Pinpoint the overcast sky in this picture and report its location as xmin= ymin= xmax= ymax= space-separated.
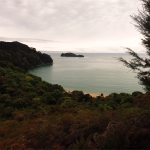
xmin=0 ymin=0 xmax=145 ymax=53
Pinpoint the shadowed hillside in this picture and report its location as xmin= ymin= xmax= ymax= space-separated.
xmin=0 ymin=41 xmax=53 ymax=72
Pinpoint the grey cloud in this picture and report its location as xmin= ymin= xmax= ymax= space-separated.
xmin=0 ymin=37 xmax=60 ymax=43
xmin=0 ymin=0 xmax=141 ymax=32
xmin=0 ymin=0 xmax=144 ymax=52
xmin=74 ymin=48 xmax=85 ymax=52
xmin=42 ymin=47 xmax=56 ymax=49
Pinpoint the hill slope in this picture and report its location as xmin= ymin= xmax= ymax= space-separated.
xmin=0 ymin=41 xmax=53 ymax=72
xmin=1 ymin=41 xmax=150 ymax=149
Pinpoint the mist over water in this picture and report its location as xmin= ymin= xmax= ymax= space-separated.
xmin=29 ymin=53 xmax=146 ymax=95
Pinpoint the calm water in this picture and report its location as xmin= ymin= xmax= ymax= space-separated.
xmin=29 ymin=53 xmax=146 ymax=95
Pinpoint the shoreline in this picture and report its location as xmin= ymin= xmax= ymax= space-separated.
xmin=66 ymin=90 xmax=107 ymax=98
xmin=27 ymin=63 xmax=53 ymax=73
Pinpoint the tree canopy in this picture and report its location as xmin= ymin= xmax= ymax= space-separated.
xmin=0 ymin=41 xmax=53 ymax=72
xmin=118 ymin=0 xmax=150 ymax=92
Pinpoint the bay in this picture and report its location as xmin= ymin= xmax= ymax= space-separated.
xmin=29 ymin=53 xmax=146 ymax=96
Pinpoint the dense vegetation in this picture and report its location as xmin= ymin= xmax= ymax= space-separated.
xmin=0 ymin=41 xmax=53 ymax=72
xmin=1 ymin=0 xmax=150 ymax=147
xmin=0 ymin=42 xmax=150 ymax=149
xmin=61 ymin=53 xmax=84 ymax=57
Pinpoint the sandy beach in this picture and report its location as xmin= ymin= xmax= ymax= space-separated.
xmin=66 ymin=90 xmax=106 ymax=97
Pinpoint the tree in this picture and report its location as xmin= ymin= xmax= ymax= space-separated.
xmin=118 ymin=0 xmax=150 ymax=92
xmin=33 ymin=97 xmax=41 ymax=109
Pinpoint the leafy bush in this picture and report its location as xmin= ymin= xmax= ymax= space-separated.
xmin=132 ymin=91 xmax=143 ymax=97
xmin=37 ymin=106 xmax=43 ymax=110
xmin=61 ymin=97 xmax=74 ymax=108
xmin=52 ymin=89 xmax=63 ymax=100
xmin=109 ymin=100 xmax=118 ymax=109
xmin=104 ymin=104 xmax=113 ymax=110
xmin=97 ymin=104 xmax=104 ymax=111
xmin=121 ymin=96 xmax=133 ymax=104
xmin=3 ymin=107 xmax=13 ymax=118
xmin=120 ymin=102 xmax=132 ymax=108
xmin=42 ymin=92 xmax=56 ymax=105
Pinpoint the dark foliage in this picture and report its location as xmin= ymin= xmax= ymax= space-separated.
xmin=61 ymin=52 xmax=84 ymax=57
xmin=118 ymin=0 xmax=150 ymax=92
xmin=0 ymin=41 xmax=150 ymax=149
xmin=0 ymin=41 xmax=53 ymax=71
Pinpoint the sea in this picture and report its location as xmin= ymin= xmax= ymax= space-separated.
xmin=28 ymin=53 xmax=146 ymax=96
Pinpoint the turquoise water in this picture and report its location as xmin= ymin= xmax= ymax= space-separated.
xmin=29 ymin=53 xmax=146 ymax=95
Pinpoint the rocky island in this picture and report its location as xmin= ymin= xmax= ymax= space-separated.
xmin=61 ymin=52 xmax=84 ymax=57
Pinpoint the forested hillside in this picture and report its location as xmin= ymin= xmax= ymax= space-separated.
xmin=0 ymin=41 xmax=53 ymax=72
xmin=0 ymin=41 xmax=150 ymax=149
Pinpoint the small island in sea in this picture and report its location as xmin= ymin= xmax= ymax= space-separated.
xmin=61 ymin=52 xmax=84 ymax=57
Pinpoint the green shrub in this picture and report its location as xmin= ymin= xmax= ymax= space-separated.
xmin=3 ymin=107 xmax=13 ymax=118
xmin=104 ymin=104 xmax=113 ymax=110
xmin=98 ymin=104 xmax=104 ymax=111
xmin=109 ymin=93 xmax=122 ymax=103
xmin=114 ymin=96 xmax=121 ymax=103
xmin=42 ymin=92 xmax=56 ymax=105
xmin=137 ymin=94 xmax=142 ymax=98
xmin=33 ymin=97 xmax=41 ymax=109
xmin=121 ymin=96 xmax=133 ymax=104
xmin=61 ymin=98 xmax=74 ymax=108
xmin=109 ymin=100 xmax=117 ymax=109
xmin=0 ymin=67 xmax=6 ymax=75
xmin=52 ymin=89 xmax=63 ymax=100
xmin=132 ymin=91 xmax=143 ymax=97
xmin=1 ymin=94 xmax=11 ymax=103
xmin=37 ymin=106 xmax=43 ymax=110
xmin=56 ymin=97 xmax=65 ymax=105
xmin=0 ymin=103 xmax=5 ymax=115
xmin=13 ymin=98 xmax=27 ymax=109
xmin=121 ymin=102 xmax=132 ymax=108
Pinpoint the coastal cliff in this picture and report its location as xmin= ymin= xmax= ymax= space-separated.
xmin=61 ymin=52 xmax=84 ymax=57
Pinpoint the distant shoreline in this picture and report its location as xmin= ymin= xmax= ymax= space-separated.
xmin=66 ymin=90 xmax=107 ymax=97
xmin=40 ymin=51 xmax=147 ymax=55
